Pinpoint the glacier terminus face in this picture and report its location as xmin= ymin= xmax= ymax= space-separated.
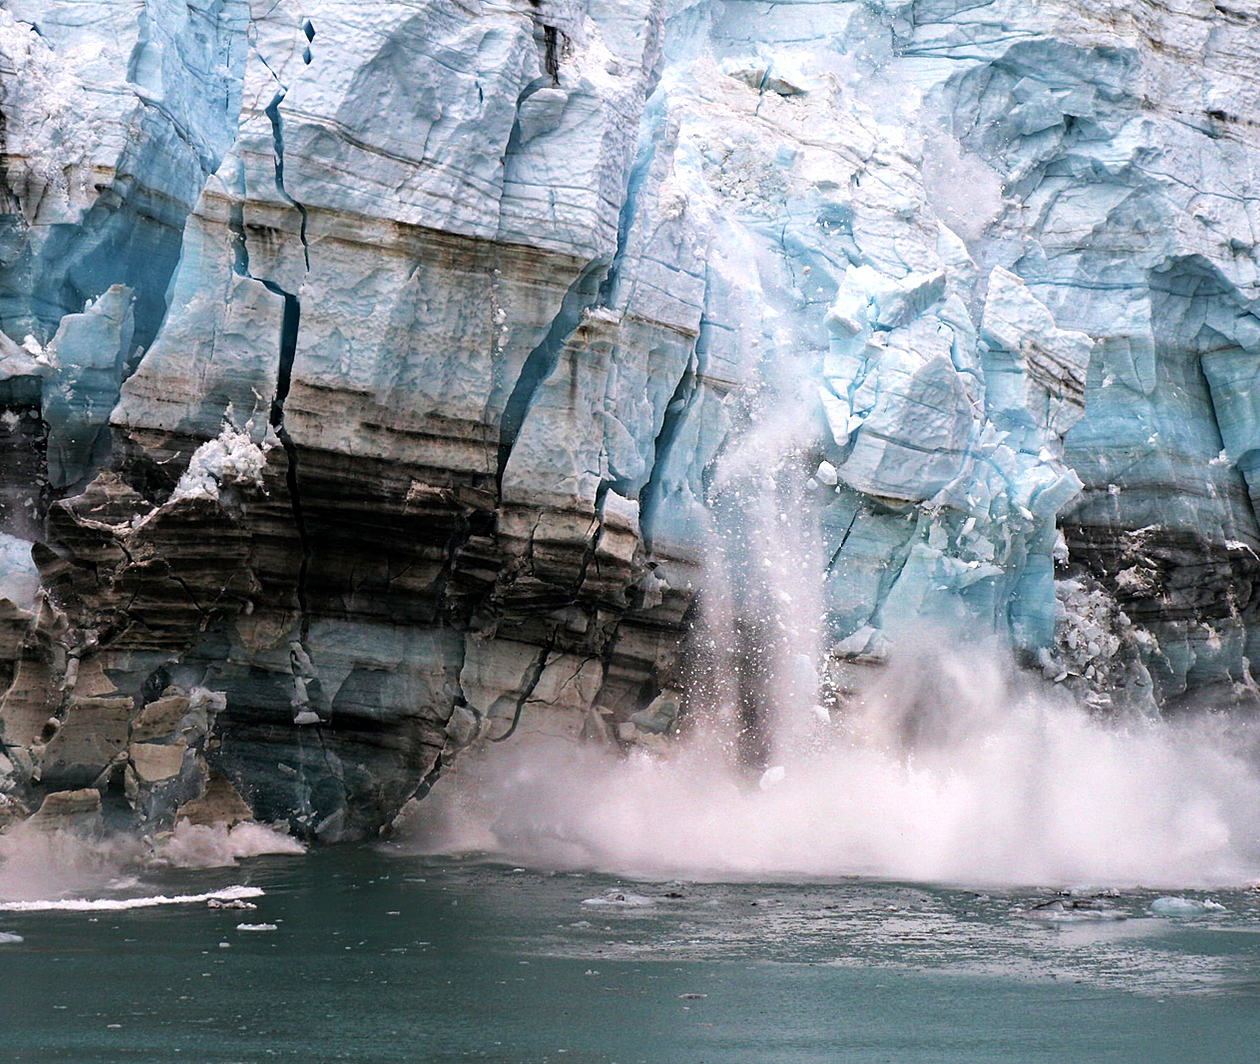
xmin=2 ymin=0 xmax=1260 ymax=840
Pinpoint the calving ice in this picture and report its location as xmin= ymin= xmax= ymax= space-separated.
xmin=5 ymin=2 xmax=1260 ymax=1061
xmin=1 ymin=0 xmax=1260 ymax=891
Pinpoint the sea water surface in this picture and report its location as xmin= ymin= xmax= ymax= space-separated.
xmin=8 ymin=654 xmax=1260 ymax=1062
xmin=3 ymin=845 xmax=1260 ymax=1063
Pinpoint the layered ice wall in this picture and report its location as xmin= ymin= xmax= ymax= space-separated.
xmin=1 ymin=0 xmax=1259 ymax=838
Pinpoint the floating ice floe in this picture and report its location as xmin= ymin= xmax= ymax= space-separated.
xmin=1014 ymin=898 xmax=1127 ymax=924
xmin=0 ymin=931 xmax=23 ymax=944
xmin=1149 ymin=896 xmax=1226 ymax=917
xmin=207 ymin=897 xmax=257 ymax=910
xmin=235 ymin=922 xmax=278 ymax=932
xmin=581 ymin=889 xmax=654 ymax=908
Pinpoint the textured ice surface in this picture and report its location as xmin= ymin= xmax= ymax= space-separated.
xmin=170 ymin=422 xmax=272 ymax=504
xmin=1149 ymin=895 xmax=1227 ymax=917
xmin=3 ymin=0 xmax=1260 ymax=835
xmin=0 ymin=533 xmax=37 ymax=608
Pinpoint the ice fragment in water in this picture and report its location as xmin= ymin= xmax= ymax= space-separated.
xmin=1015 ymin=898 xmax=1127 ymax=923
xmin=1149 ymin=896 xmax=1225 ymax=916
xmin=581 ymin=889 xmax=654 ymax=908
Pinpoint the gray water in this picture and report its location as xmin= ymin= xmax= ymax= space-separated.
xmin=4 ymin=847 xmax=1260 ymax=1063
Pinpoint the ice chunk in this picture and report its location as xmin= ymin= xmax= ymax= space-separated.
xmin=1149 ymin=896 xmax=1225 ymax=917
xmin=581 ymin=889 xmax=654 ymax=908
xmin=1015 ymin=899 xmax=1127 ymax=924
xmin=758 ymin=765 xmax=786 ymax=790
xmin=818 ymin=386 xmax=853 ymax=448
xmin=171 ymin=421 xmax=271 ymax=503
xmin=630 ymin=690 xmax=680 ymax=734
xmin=0 ymin=532 xmax=39 ymax=607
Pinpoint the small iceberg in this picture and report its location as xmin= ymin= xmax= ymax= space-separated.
xmin=581 ymin=889 xmax=654 ymax=908
xmin=0 ymin=931 xmax=23 ymax=944
xmin=235 ymin=922 xmax=278 ymax=932
xmin=1149 ymin=896 xmax=1225 ymax=917
xmin=1015 ymin=898 xmax=1127 ymax=924
xmin=207 ymin=897 xmax=257 ymax=910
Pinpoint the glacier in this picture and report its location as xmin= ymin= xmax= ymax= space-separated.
xmin=2 ymin=0 xmax=1260 ymax=839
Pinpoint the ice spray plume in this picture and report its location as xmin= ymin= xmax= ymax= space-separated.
xmin=399 ymin=637 xmax=1260 ymax=888
xmin=0 ymin=820 xmax=304 ymax=904
xmin=400 ymin=365 xmax=1260 ymax=888
xmin=697 ymin=345 xmax=829 ymax=772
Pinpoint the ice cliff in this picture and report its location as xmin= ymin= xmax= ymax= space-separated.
xmin=2 ymin=0 xmax=1260 ymax=839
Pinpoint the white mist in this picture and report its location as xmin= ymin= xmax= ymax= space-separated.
xmin=401 ymin=650 xmax=1260 ymax=889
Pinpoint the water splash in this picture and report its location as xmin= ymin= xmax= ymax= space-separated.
xmin=0 ymin=822 xmax=147 ymax=903
xmin=404 ymin=349 xmax=1260 ymax=888
xmin=0 ymin=819 xmax=302 ymax=904
xmin=0 ymin=884 xmax=265 ymax=913
xmin=401 ymin=642 xmax=1260 ymax=889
